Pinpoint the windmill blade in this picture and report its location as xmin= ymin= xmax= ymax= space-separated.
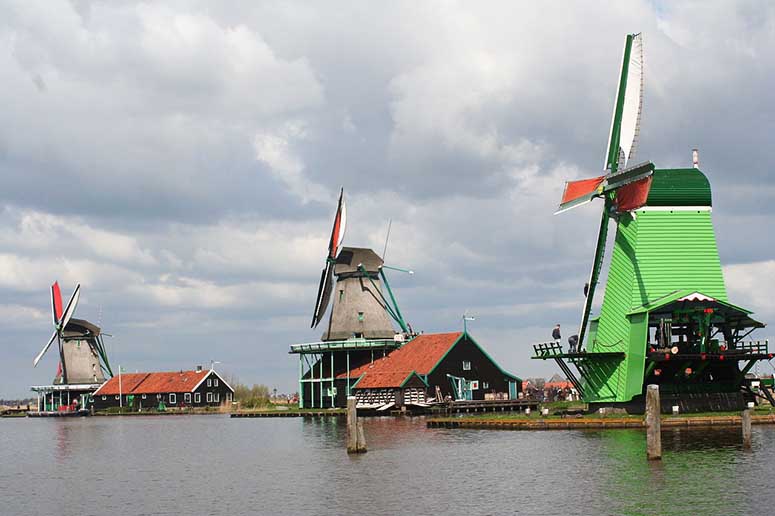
xmin=50 ymin=281 xmax=63 ymax=326
xmin=33 ymin=331 xmax=58 ymax=367
xmin=555 ymin=176 xmax=606 ymax=214
xmin=328 ymin=188 xmax=346 ymax=258
xmin=59 ymin=283 xmax=81 ymax=333
xmin=604 ymin=33 xmax=643 ymax=172
xmin=311 ymin=261 xmax=334 ymax=328
xmin=619 ymin=33 xmax=643 ymax=168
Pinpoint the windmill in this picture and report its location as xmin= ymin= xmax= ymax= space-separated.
xmin=293 ymin=189 xmax=413 ymax=408
xmin=533 ymin=33 xmax=769 ymax=413
xmin=33 ymin=282 xmax=113 ymax=384
xmin=556 ymin=33 xmax=653 ymax=349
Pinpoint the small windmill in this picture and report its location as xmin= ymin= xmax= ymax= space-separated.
xmin=33 ymin=282 xmax=113 ymax=384
xmin=310 ymin=188 xmax=411 ymax=341
xmin=556 ymin=33 xmax=654 ymax=349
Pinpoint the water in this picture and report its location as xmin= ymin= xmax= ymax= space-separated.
xmin=2 ymin=415 xmax=773 ymax=515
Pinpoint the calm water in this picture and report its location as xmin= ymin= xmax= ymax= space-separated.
xmin=2 ymin=415 xmax=774 ymax=515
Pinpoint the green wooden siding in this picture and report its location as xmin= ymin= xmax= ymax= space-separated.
xmin=584 ymin=168 xmax=726 ymax=402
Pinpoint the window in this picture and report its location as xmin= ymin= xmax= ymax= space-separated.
xmin=207 ymin=379 xmax=212 ymax=387
xmin=226 ymin=393 xmax=232 ymax=402
xmin=482 ymin=382 xmax=489 ymax=390
xmin=470 ymin=380 xmax=479 ymax=390
xmin=194 ymin=393 xmax=201 ymax=403
xmin=339 ymin=290 xmax=344 ymax=302
xmin=141 ymin=394 xmax=146 ymax=399
xmin=214 ymin=379 xmax=219 ymax=387
xmin=115 ymin=395 xmax=120 ymax=400
xmin=101 ymin=396 xmax=106 ymax=400
xmin=358 ymin=312 xmax=364 ymax=322
xmin=184 ymin=393 xmax=191 ymax=403
xmin=207 ymin=392 xmax=213 ymax=403
xmin=462 ymin=361 xmax=471 ymax=371
xmin=214 ymin=393 xmax=220 ymax=402
xmin=169 ymin=393 xmax=176 ymax=404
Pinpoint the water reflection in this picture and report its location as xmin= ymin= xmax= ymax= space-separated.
xmin=2 ymin=416 xmax=773 ymax=516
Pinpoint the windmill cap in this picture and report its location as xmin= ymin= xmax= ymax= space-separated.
xmin=334 ymin=247 xmax=383 ymax=274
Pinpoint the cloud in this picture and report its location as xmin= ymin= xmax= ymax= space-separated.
xmin=1 ymin=1 xmax=774 ymax=397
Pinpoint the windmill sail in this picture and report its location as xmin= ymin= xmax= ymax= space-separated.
xmin=605 ymin=33 xmax=644 ymax=172
xmin=311 ymin=189 xmax=347 ymax=328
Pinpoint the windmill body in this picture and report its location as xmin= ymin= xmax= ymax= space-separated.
xmin=322 ymin=247 xmax=397 ymax=341
xmin=533 ymin=34 xmax=769 ymax=413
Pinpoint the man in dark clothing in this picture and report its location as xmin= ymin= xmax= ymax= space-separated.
xmin=568 ymin=334 xmax=579 ymax=353
xmin=552 ymin=324 xmax=561 ymax=343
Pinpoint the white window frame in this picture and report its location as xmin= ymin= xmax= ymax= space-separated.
xmin=115 ymin=395 xmax=120 ymax=400
xmin=184 ymin=393 xmax=191 ymax=404
xmin=141 ymin=394 xmax=147 ymax=399
xmin=470 ymin=380 xmax=479 ymax=390
xmin=214 ymin=379 xmax=219 ymax=387
xmin=207 ymin=379 xmax=212 ymax=387
xmin=214 ymin=392 xmax=220 ymax=403
xmin=101 ymin=396 xmax=106 ymax=400
xmin=194 ymin=392 xmax=201 ymax=403
xmin=207 ymin=392 xmax=213 ymax=403
xmin=462 ymin=361 xmax=471 ymax=371
xmin=169 ymin=393 xmax=176 ymax=404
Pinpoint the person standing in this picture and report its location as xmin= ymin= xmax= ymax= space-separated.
xmin=552 ymin=324 xmax=561 ymax=343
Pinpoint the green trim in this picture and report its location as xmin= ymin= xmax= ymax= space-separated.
xmin=400 ymin=370 xmax=429 ymax=388
xmin=350 ymin=374 xmax=365 ymax=389
xmin=627 ymin=289 xmax=754 ymax=316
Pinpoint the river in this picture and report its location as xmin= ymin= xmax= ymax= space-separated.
xmin=1 ymin=415 xmax=772 ymax=515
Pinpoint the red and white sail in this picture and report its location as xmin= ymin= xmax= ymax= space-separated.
xmin=311 ymin=189 xmax=346 ymax=329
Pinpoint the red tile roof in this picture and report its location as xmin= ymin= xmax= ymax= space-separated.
xmin=338 ymin=332 xmax=462 ymax=381
xmin=94 ymin=370 xmax=213 ymax=396
xmin=353 ymin=371 xmax=415 ymax=389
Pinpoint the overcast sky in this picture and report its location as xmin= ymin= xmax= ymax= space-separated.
xmin=1 ymin=1 xmax=774 ymax=397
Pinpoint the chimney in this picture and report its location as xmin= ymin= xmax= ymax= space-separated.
xmin=692 ymin=148 xmax=699 ymax=169
xmin=196 ymin=365 xmax=203 ymax=372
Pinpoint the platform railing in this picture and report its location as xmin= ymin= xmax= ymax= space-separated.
xmin=533 ymin=341 xmax=564 ymax=358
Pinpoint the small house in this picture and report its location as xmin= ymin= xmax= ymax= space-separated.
xmin=340 ymin=332 xmax=521 ymax=409
xmin=91 ymin=367 xmax=234 ymax=411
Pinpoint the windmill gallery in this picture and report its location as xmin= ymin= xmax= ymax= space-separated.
xmin=24 ymin=33 xmax=770 ymax=418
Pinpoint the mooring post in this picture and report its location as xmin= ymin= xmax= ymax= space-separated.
xmin=346 ymin=396 xmax=358 ymax=453
xmin=742 ymin=408 xmax=752 ymax=449
xmin=645 ymin=384 xmax=662 ymax=460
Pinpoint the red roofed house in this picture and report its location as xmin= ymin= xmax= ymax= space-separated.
xmin=338 ymin=332 xmax=521 ymax=409
xmin=91 ymin=366 xmax=234 ymax=411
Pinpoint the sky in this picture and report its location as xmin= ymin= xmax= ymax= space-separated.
xmin=1 ymin=1 xmax=774 ymax=398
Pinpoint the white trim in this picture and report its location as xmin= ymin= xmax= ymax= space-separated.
xmin=192 ymin=370 xmax=235 ymax=394
xmin=194 ymin=392 xmax=201 ymax=403
xmin=169 ymin=393 xmax=176 ymax=404
xmin=206 ymin=392 xmax=213 ymax=403
xmin=184 ymin=392 xmax=191 ymax=403
xmin=207 ymin=379 xmax=212 ymax=387
xmin=636 ymin=206 xmax=712 ymax=212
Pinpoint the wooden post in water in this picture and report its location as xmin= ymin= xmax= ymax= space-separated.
xmin=346 ymin=396 xmax=367 ymax=454
xmin=742 ymin=408 xmax=752 ymax=449
xmin=645 ymin=384 xmax=661 ymax=460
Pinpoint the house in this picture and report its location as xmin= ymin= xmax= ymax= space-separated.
xmin=338 ymin=332 xmax=521 ymax=408
xmin=91 ymin=367 xmax=234 ymax=411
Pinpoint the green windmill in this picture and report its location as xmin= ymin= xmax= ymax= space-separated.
xmin=534 ymin=33 xmax=770 ymax=413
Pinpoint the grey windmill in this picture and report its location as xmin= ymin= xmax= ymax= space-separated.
xmin=33 ymin=281 xmax=113 ymax=384
xmin=311 ymin=189 xmax=412 ymax=342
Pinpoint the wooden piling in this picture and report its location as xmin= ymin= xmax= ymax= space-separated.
xmin=346 ymin=396 xmax=366 ymax=454
xmin=742 ymin=408 xmax=752 ymax=449
xmin=645 ymin=384 xmax=661 ymax=460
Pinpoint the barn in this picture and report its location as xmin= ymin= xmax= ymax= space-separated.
xmin=91 ymin=367 xmax=234 ymax=411
xmin=340 ymin=332 xmax=521 ymax=409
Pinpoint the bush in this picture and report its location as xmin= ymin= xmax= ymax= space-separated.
xmin=233 ymin=382 xmax=271 ymax=409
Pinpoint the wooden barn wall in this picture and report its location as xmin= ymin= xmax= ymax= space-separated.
xmin=426 ymin=337 xmax=515 ymax=400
